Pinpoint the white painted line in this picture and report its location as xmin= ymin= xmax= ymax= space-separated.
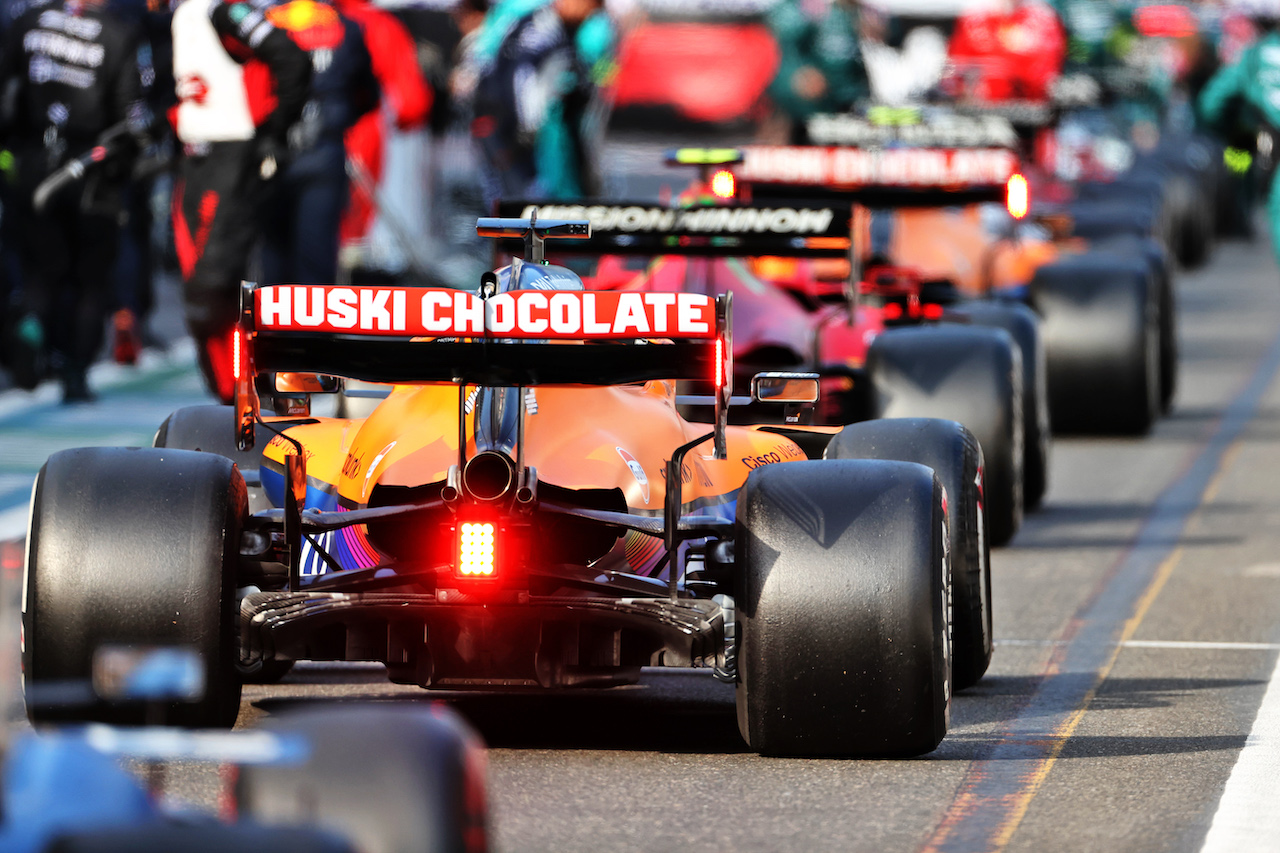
xmin=997 ymin=639 xmax=1280 ymax=651
xmin=1124 ymin=640 xmax=1280 ymax=652
xmin=1200 ymin=650 xmax=1280 ymax=852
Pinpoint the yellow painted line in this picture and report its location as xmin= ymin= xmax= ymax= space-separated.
xmin=925 ymin=409 xmax=1265 ymax=853
xmin=991 ymin=544 xmax=1183 ymax=847
xmin=1200 ymin=441 xmax=1242 ymax=505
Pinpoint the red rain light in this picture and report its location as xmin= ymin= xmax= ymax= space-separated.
xmin=458 ymin=522 xmax=496 ymax=577
xmin=715 ymin=336 xmax=724 ymax=388
xmin=1006 ymin=173 xmax=1029 ymax=220
xmin=232 ymin=326 xmax=243 ymax=380
xmin=923 ymin=304 xmax=944 ymax=320
xmin=882 ymin=302 xmax=903 ymax=320
xmin=710 ymin=169 xmax=736 ymax=199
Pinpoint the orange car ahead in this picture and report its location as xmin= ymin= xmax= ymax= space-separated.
xmin=736 ymin=113 xmax=1176 ymax=438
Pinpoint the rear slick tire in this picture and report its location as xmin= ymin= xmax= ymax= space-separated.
xmin=23 ymin=447 xmax=245 ymax=727
xmin=154 ymin=404 xmax=298 ymax=515
xmin=1032 ymin=255 xmax=1160 ymax=435
xmin=866 ymin=324 xmax=1024 ymax=546
xmin=825 ymin=418 xmax=992 ymax=690
xmin=950 ymin=301 xmax=1050 ymax=511
xmin=735 ymin=459 xmax=950 ymax=757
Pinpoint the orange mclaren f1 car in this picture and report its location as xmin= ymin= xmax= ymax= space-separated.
xmin=24 ymin=217 xmax=993 ymax=758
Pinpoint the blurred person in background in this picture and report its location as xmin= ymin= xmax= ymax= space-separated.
xmin=336 ymin=0 xmax=431 ymax=278
xmin=946 ymin=0 xmax=1066 ymax=101
xmin=257 ymin=0 xmax=378 ymax=290
xmin=765 ymin=0 xmax=868 ymax=141
xmin=1198 ymin=0 xmax=1280 ymax=264
xmin=104 ymin=0 xmax=173 ymax=365
xmin=469 ymin=0 xmax=611 ymax=75
xmin=464 ymin=0 xmax=609 ymax=204
xmin=0 ymin=0 xmax=153 ymax=401
xmin=170 ymin=0 xmax=310 ymax=402
xmin=0 ymin=0 xmax=36 ymax=375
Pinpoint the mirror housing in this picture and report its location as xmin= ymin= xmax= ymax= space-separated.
xmin=751 ymin=372 xmax=820 ymax=405
xmin=752 ymin=372 xmax=819 ymax=424
xmin=275 ymin=372 xmax=340 ymax=394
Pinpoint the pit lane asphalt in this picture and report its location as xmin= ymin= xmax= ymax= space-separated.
xmin=4 ymin=233 xmax=1280 ymax=852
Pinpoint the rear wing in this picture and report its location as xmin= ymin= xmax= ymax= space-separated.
xmin=240 ymin=283 xmax=723 ymax=388
xmin=736 ymin=144 xmax=1020 ymax=206
xmin=804 ymin=110 xmax=1021 ymax=148
xmin=493 ymin=200 xmax=854 ymax=258
xmin=737 ymin=106 xmax=1025 ymax=206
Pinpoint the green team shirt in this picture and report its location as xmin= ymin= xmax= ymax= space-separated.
xmin=1199 ymin=30 xmax=1280 ymax=130
xmin=766 ymin=0 xmax=867 ymax=122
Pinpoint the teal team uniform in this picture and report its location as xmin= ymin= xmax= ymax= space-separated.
xmin=1199 ymin=30 xmax=1280 ymax=261
xmin=765 ymin=0 xmax=868 ymax=127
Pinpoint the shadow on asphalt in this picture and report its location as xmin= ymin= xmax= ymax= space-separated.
xmin=1056 ymin=733 xmax=1248 ymax=758
xmin=1010 ymin=534 xmax=1244 ymax=551
xmin=938 ymin=732 xmax=1248 ymax=760
xmin=952 ymin=673 xmax=1265 ymax=724
xmin=1024 ymin=500 xmax=1251 ymax=524
xmin=1087 ymin=675 xmax=1268 ymax=710
xmin=254 ymin=686 xmax=749 ymax=753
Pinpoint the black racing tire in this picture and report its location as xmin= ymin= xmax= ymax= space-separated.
xmin=866 ymin=324 xmax=1023 ymax=546
xmin=155 ymin=406 xmax=296 ymax=684
xmin=154 ymin=404 xmax=282 ymax=515
xmin=1090 ymin=235 xmax=1178 ymax=414
xmin=825 ymin=418 xmax=992 ymax=690
xmin=735 ymin=459 xmax=950 ymax=757
xmin=1031 ymin=254 xmax=1160 ymax=435
xmin=1158 ymin=250 xmax=1178 ymax=415
xmin=1163 ymin=171 xmax=1208 ymax=269
xmin=1067 ymin=198 xmax=1161 ymax=242
xmin=24 ymin=447 xmax=245 ymax=727
xmin=949 ymin=300 xmax=1050 ymax=511
xmin=237 ymin=705 xmax=489 ymax=853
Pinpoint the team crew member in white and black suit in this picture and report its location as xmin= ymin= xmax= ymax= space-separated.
xmin=0 ymin=0 xmax=152 ymax=400
xmin=170 ymin=0 xmax=309 ymax=403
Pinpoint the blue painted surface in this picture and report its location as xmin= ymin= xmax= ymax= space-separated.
xmin=0 ymin=733 xmax=160 ymax=853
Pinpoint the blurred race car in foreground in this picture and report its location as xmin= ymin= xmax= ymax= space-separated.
xmin=25 ymin=216 xmax=994 ymax=757
xmin=5 ymin=573 xmax=485 ymax=852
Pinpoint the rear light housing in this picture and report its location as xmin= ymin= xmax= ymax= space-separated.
xmin=710 ymin=169 xmax=736 ymax=199
xmin=456 ymin=521 xmax=499 ymax=579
